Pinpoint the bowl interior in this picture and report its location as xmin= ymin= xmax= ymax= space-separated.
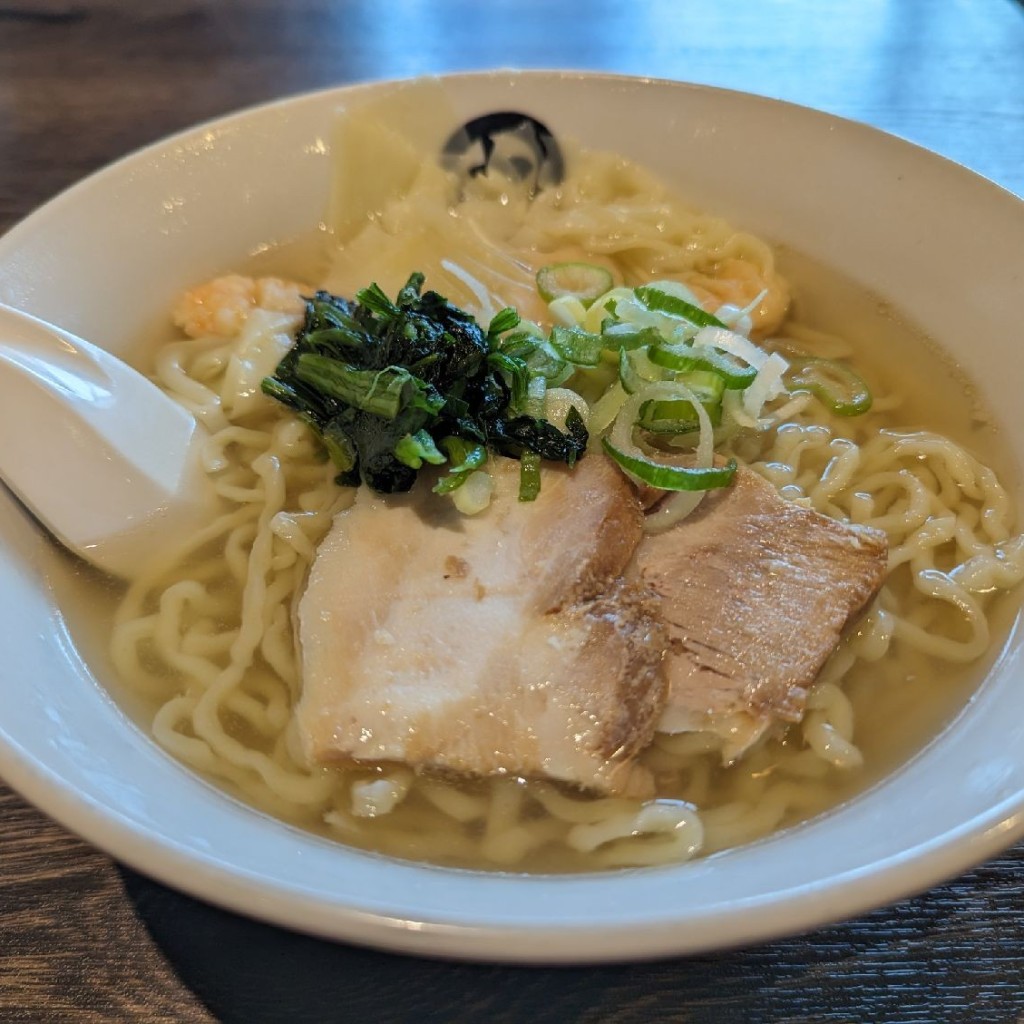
xmin=2 ymin=71 xmax=1024 ymax=962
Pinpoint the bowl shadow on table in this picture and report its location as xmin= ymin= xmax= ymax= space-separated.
xmin=119 ymin=850 xmax=1024 ymax=1024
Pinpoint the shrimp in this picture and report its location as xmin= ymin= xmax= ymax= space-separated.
xmin=173 ymin=274 xmax=308 ymax=339
xmin=682 ymin=258 xmax=790 ymax=338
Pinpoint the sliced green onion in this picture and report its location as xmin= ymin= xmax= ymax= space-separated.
xmin=638 ymin=373 xmax=724 ymax=433
xmin=543 ymin=387 xmax=590 ymax=431
xmin=604 ymin=382 xmax=731 ymax=492
xmin=524 ymin=372 xmax=547 ymax=419
xmin=648 ymin=341 xmax=757 ymax=389
xmin=600 ymin=321 xmax=664 ymax=351
xmin=549 ymin=325 xmax=606 ymax=366
xmin=741 ymin=351 xmax=789 ymax=420
xmin=602 ymin=436 xmax=736 ymax=491
xmin=679 ymin=369 xmax=727 ymax=402
xmin=582 ymin=286 xmax=635 ymax=333
xmin=604 ymin=295 xmax=674 ymax=335
xmin=619 ymin=346 xmax=668 ymax=395
xmin=537 ymin=262 xmax=614 ymax=308
xmin=519 ymin=451 xmax=542 ymax=501
xmin=788 ymin=356 xmax=872 ymax=416
xmin=548 ymin=295 xmax=589 ymax=327
xmin=588 ymin=381 xmax=628 ymax=435
xmin=692 ymin=325 xmax=770 ymax=371
xmin=433 ymin=437 xmax=487 ymax=494
xmin=452 ymin=470 xmax=494 ymax=515
xmin=394 ymin=429 xmax=445 ymax=469
xmin=635 ymin=285 xmax=727 ymax=329
xmin=637 ymin=399 xmax=702 ymax=433
xmin=493 ymin=331 xmax=571 ymax=384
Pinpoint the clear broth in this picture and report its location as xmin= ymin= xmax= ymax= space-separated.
xmin=46 ymin=240 xmax=1023 ymax=871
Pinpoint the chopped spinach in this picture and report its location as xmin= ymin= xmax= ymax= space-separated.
xmin=262 ymin=273 xmax=586 ymax=495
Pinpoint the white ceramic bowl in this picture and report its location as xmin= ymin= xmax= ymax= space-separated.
xmin=1 ymin=71 xmax=1023 ymax=963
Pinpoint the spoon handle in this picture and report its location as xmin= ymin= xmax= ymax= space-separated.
xmin=0 ymin=303 xmax=218 ymax=579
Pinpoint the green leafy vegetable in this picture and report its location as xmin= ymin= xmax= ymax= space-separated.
xmin=262 ymin=273 xmax=587 ymax=494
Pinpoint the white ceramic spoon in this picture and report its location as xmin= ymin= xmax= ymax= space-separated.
xmin=0 ymin=302 xmax=220 ymax=579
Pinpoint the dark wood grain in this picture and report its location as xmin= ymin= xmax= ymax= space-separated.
xmin=0 ymin=789 xmax=214 ymax=1023
xmin=2 ymin=1 xmax=1024 ymax=1021
xmin=117 ymin=847 xmax=1024 ymax=1024
xmin=1 ymin=0 xmax=1022 ymax=236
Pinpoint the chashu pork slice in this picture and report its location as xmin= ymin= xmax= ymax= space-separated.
xmin=635 ymin=465 xmax=888 ymax=760
xmin=296 ymin=455 xmax=668 ymax=797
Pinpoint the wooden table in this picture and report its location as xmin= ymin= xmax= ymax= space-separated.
xmin=2 ymin=2 xmax=1023 ymax=1021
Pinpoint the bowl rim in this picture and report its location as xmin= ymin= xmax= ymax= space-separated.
xmin=4 ymin=729 xmax=1024 ymax=963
